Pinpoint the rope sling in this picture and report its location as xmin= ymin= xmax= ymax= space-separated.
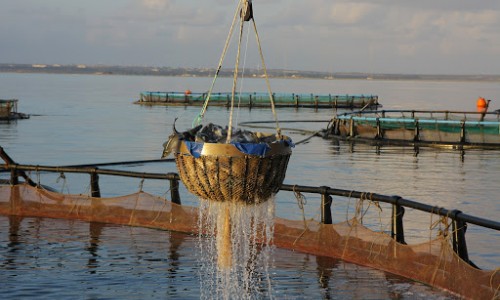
xmin=192 ymin=0 xmax=282 ymax=141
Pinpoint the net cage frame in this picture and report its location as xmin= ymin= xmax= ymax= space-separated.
xmin=329 ymin=109 xmax=500 ymax=148
xmin=138 ymin=91 xmax=379 ymax=108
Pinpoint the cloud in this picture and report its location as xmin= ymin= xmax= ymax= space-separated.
xmin=142 ymin=0 xmax=171 ymax=11
xmin=253 ymin=1 xmax=500 ymax=73
xmin=319 ymin=2 xmax=377 ymax=25
xmin=0 ymin=0 xmax=499 ymax=73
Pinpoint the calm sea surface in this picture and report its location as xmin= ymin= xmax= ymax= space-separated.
xmin=1 ymin=73 xmax=499 ymax=298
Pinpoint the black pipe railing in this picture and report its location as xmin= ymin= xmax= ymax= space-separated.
xmin=0 ymin=162 xmax=181 ymax=204
xmin=280 ymin=184 xmax=500 ymax=268
xmin=2 ymin=156 xmax=499 ymax=268
xmin=279 ymin=184 xmax=500 ymax=231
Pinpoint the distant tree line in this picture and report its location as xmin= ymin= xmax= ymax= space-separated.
xmin=0 ymin=63 xmax=499 ymax=81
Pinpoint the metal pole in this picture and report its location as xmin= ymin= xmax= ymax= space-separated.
xmin=90 ymin=170 xmax=101 ymax=198
xmin=170 ymin=179 xmax=181 ymax=205
xmin=460 ymin=121 xmax=466 ymax=144
xmin=320 ymin=186 xmax=332 ymax=224
xmin=413 ymin=119 xmax=420 ymax=142
xmin=450 ymin=210 xmax=471 ymax=265
xmin=391 ymin=196 xmax=406 ymax=244
xmin=10 ymin=166 xmax=19 ymax=185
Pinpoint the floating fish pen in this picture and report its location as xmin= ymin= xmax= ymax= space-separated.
xmin=0 ymin=99 xmax=29 ymax=121
xmin=1 ymin=146 xmax=499 ymax=300
xmin=326 ymin=110 xmax=500 ymax=149
xmin=135 ymin=91 xmax=380 ymax=109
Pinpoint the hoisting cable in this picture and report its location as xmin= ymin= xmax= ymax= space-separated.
xmin=250 ymin=12 xmax=282 ymax=139
xmin=192 ymin=1 xmax=243 ymax=127
xmin=226 ymin=0 xmax=247 ymax=143
xmin=193 ymin=0 xmax=282 ymax=142
xmin=235 ymin=20 xmax=251 ymax=127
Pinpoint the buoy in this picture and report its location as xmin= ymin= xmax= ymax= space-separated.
xmin=184 ymin=89 xmax=192 ymax=95
xmin=477 ymin=97 xmax=487 ymax=108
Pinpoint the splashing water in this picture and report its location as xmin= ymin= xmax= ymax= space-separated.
xmin=197 ymin=198 xmax=276 ymax=300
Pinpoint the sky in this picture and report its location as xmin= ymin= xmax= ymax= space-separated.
xmin=1 ymin=0 xmax=500 ymax=75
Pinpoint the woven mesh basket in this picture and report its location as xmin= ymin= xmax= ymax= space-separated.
xmin=174 ymin=139 xmax=292 ymax=204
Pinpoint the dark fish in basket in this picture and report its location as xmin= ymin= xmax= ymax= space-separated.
xmin=161 ymin=119 xmax=202 ymax=158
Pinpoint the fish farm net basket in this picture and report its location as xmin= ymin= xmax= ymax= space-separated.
xmin=174 ymin=139 xmax=292 ymax=204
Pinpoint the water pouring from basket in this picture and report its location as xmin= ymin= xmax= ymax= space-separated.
xmin=217 ymin=206 xmax=233 ymax=270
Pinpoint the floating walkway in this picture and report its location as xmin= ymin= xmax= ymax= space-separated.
xmin=135 ymin=91 xmax=380 ymax=109
xmin=325 ymin=110 xmax=500 ymax=149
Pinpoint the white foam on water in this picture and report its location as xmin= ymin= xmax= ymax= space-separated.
xmin=197 ymin=197 xmax=276 ymax=300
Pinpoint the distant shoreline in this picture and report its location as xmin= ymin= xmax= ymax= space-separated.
xmin=1 ymin=63 xmax=499 ymax=82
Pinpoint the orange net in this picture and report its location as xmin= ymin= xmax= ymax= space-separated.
xmin=0 ymin=184 xmax=498 ymax=299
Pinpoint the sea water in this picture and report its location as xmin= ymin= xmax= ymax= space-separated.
xmin=1 ymin=72 xmax=499 ymax=298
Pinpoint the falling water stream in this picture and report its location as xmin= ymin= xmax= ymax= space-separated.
xmin=197 ymin=199 xmax=276 ymax=300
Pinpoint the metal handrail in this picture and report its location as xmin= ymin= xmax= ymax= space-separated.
xmin=1 ymin=161 xmax=498 ymax=231
xmin=280 ymin=184 xmax=500 ymax=231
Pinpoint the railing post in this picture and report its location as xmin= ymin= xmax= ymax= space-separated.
xmin=413 ymin=119 xmax=420 ymax=142
xmin=10 ymin=165 xmax=19 ymax=185
xmin=320 ymin=186 xmax=332 ymax=224
xmin=391 ymin=196 xmax=406 ymax=244
xmin=170 ymin=178 xmax=181 ymax=205
xmin=376 ymin=118 xmax=383 ymax=139
xmin=349 ymin=117 xmax=355 ymax=137
xmin=450 ymin=210 xmax=473 ymax=266
xmin=90 ymin=169 xmax=101 ymax=198
xmin=460 ymin=121 xmax=466 ymax=144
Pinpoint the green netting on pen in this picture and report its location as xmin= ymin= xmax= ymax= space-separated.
xmin=138 ymin=92 xmax=378 ymax=106
xmin=348 ymin=117 xmax=500 ymax=134
xmin=333 ymin=111 xmax=500 ymax=146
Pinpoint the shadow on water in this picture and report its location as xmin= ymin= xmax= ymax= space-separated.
xmin=316 ymin=255 xmax=338 ymax=300
xmin=86 ymin=222 xmax=103 ymax=273
xmin=5 ymin=215 xmax=23 ymax=267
